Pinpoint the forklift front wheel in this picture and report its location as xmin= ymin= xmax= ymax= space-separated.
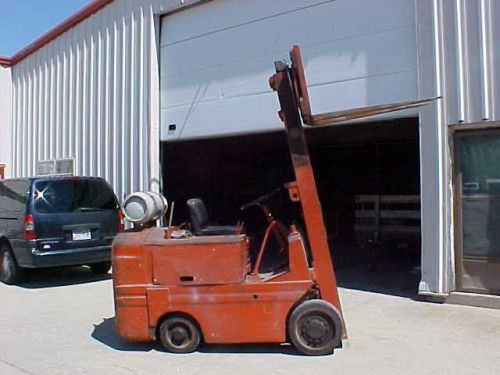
xmin=288 ymin=300 xmax=343 ymax=356
xmin=158 ymin=315 xmax=201 ymax=353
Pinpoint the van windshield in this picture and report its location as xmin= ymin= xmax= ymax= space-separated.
xmin=33 ymin=179 xmax=118 ymax=214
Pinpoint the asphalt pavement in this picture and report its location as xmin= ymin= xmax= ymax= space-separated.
xmin=1 ymin=266 xmax=499 ymax=375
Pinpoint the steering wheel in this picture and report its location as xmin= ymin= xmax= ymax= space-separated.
xmin=240 ymin=188 xmax=281 ymax=211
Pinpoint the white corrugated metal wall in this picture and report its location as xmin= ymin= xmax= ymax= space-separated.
xmin=9 ymin=0 xmax=201 ymax=202
xmin=6 ymin=0 xmax=500 ymax=295
xmin=416 ymin=0 xmax=500 ymax=295
xmin=0 ymin=66 xmax=12 ymax=175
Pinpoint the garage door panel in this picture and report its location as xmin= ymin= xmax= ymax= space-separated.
xmin=162 ymin=0 xmax=415 ymax=77
xmin=161 ymin=0 xmax=415 ymax=48
xmin=161 ymin=56 xmax=273 ymax=109
xmin=302 ymin=28 xmax=417 ymax=88
xmin=160 ymin=67 xmax=222 ymax=109
xmin=161 ymin=93 xmax=282 ymax=140
xmin=162 ymin=69 xmax=418 ymax=141
xmin=162 ymin=26 xmax=417 ymax=109
xmin=308 ymin=70 xmax=418 ymax=114
xmin=160 ymin=0 xmax=417 ymax=140
xmin=162 ymin=28 xmax=417 ymax=107
xmin=219 ymin=55 xmax=275 ymax=99
xmin=161 ymin=26 xmax=286 ymax=77
xmin=161 ymin=0 xmax=338 ymax=47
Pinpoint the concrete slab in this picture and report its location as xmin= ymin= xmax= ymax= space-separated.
xmin=446 ymin=292 xmax=500 ymax=309
xmin=0 ymin=267 xmax=499 ymax=375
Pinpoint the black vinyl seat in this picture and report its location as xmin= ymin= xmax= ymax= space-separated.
xmin=187 ymin=198 xmax=239 ymax=236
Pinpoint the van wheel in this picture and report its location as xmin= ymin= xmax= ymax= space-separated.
xmin=0 ymin=244 xmax=23 ymax=285
xmin=158 ymin=316 xmax=201 ymax=353
xmin=288 ymin=299 xmax=343 ymax=356
xmin=89 ymin=261 xmax=111 ymax=275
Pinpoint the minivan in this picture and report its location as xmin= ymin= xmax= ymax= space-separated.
xmin=0 ymin=176 xmax=124 ymax=284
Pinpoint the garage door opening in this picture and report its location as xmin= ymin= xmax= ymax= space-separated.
xmin=161 ymin=117 xmax=421 ymax=297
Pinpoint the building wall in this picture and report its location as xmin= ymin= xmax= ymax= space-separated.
xmin=9 ymin=0 xmax=201 ymax=202
xmin=0 ymin=65 xmax=12 ymax=177
xmin=416 ymin=0 xmax=500 ymax=295
xmin=7 ymin=0 xmax=500 ymax=296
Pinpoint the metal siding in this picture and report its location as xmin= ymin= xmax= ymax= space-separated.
xmin=6 ymin=0 xmax=498 ymax=297
xmin=416 ymin=0 xmax=500 ymax=295
xmin=9 ymin=0 xmax=201 ymax=202
xmin=435 ymin=0 xmax=500 ymax=124
xmin=0 ymin=66 xmax=12 ymax=175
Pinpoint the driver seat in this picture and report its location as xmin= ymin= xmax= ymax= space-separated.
xmin=187 ymin=198 xmax=239 ymax=236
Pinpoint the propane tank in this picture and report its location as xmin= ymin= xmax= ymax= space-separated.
xmin=122 ymin=191 xmax=168 ymax=225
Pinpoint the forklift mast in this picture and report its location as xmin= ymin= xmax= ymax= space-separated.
xmin=270 ymin=45 xmax=436 ymax=311
xmin=270 ymin=49 xmax=341 ymax=311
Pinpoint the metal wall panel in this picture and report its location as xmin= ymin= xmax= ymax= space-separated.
xmin=416 ymin=0 xmax=500 ymax=295
xmin=7 ymin=0 xmax=500 ymax=296
xmin=9 ymin=0 xmax=201 ymax=202
xmin=0 ymin=66 xmax=12 ymax=175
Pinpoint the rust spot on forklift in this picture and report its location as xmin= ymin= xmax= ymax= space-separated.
xmin=113 ymin=45 xmax=435 ymax=356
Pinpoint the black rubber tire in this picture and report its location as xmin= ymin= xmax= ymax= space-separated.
xmin=158 ymin=316 xmax=201 ymax=353
xmin=288 ymin=299 xmax=343 ymax=356
xmin=0 ymin=244 xmax=23 ymax=285
xmin=89 ymin=261 xmax=111 ymax=275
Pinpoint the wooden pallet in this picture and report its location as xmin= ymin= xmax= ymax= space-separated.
xmin=354 ymin=194 xmax=421 ymax=271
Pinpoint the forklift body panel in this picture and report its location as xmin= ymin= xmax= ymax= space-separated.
xmin=113 ymin=227 xmax=314 ymax=344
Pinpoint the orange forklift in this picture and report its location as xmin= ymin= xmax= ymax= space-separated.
xmin=112 ymin=46 xmax=434 ymax=355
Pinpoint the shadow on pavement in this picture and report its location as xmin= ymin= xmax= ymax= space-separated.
xmin=331 ymin=241 xmax=420 ymax=299
xmin=198 ymin=343 xmax=301 ymax=356
xmin=18 ymin=266 xmax=112 ymax=289
xmin=92 ymin=317 xmax=323 ymax=356
xmin=92 ymin=317 xmax=155 ymax=352
xmin=336 ymin=262 xmax=420 ymax=299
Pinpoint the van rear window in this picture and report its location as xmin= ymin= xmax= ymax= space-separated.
xmin=34 ymin=179 xmax=118 ymax=214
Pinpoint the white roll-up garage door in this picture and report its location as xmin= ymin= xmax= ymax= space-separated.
xmin=160 ymin=0 xmax=418 ymax=141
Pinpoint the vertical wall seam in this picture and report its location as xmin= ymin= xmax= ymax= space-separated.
xmin=121 ymin=5 xmax=130 ymax=201
xmin=37 ymin=57 xmax=44 ymax=164
xmin=130 ymin=9 xmax=137 ymax=194
xmin=455 ymin=0 xmax=467 ymax=123
xmin=138 ymin=5 xmax=146 ymax=191
xmin=68 ymin=42 xmax=75 ymax=159
xmin=26 ymin=69 xmax=33 ymax=175
xmin=32 ymin=62 xmax=39 ymax=175
xmin=432 ymin=0 xmax=447 ymax=294
xmin=104 ymin=8 xmax=113 ymax=185
xmin=11 ymin=77 xmax=17 ymax=177
xmin=62 ymin=47 xmax=68 ymax=158
xmin=112 ymin=14 xmax=121 ymax=200
xmin=97 ymin=18 xmax=105 ymax=177
xmin=478 ymin=0 xmax=493 ymax=120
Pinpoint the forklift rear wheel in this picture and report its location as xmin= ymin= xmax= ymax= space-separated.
xmin=288 ymin=299 xmax=343 ymax=356
xmin=158 ymin=316 xmax=201 ymax=353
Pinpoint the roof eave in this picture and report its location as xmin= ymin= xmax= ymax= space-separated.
xmin=2 ymin=0 xmax=113 ymax=66
xmin=0 ymin=56 xmax=12 ymax=67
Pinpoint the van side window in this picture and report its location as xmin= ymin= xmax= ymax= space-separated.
xmin=0 ymin=180 xmax=30 ymax=213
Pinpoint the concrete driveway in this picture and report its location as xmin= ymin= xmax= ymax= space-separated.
xmin=1 ymin=267 xmax=499 ymax=375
